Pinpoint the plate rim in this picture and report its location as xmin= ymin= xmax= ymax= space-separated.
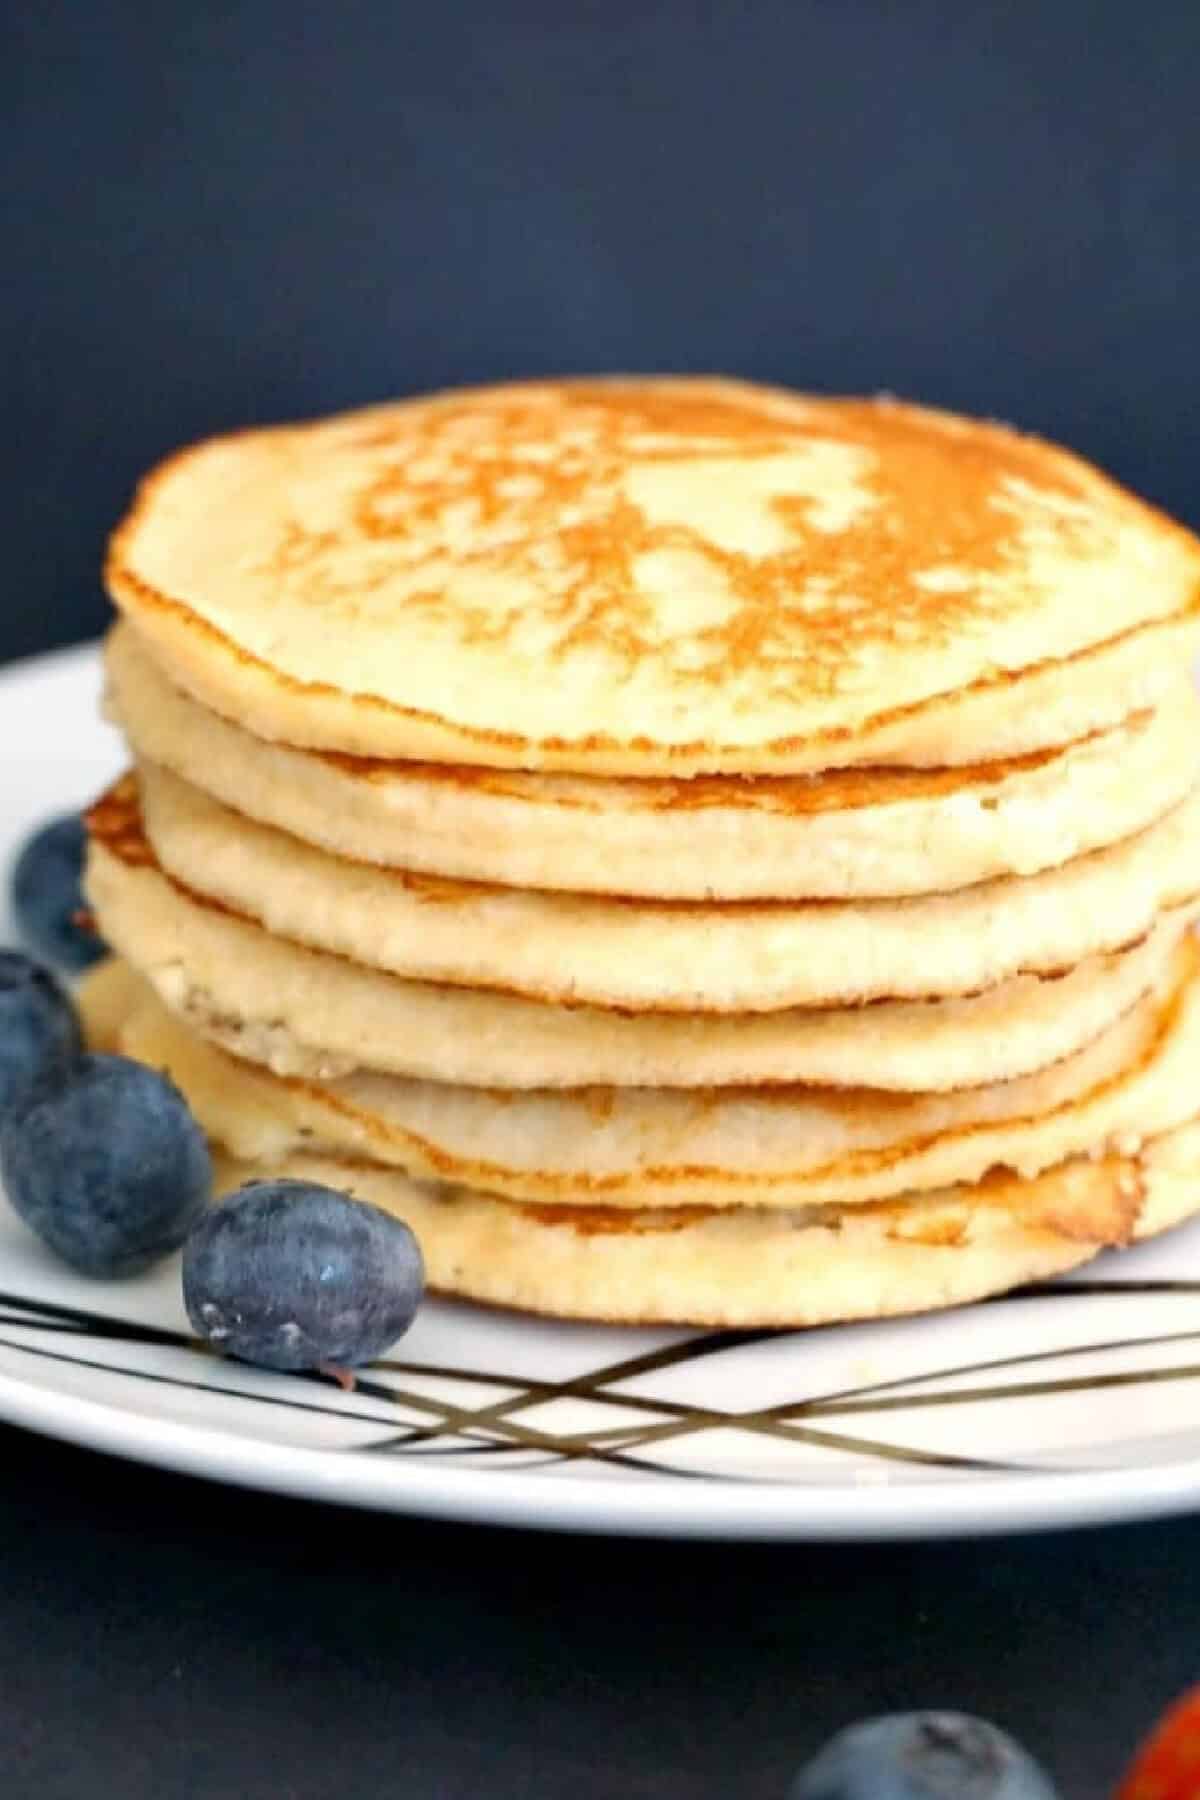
xmin=3 ymin=640 xmax=1200 ymax=1540
xmin=5 ymin=1348 xmax=1200 ymax=1540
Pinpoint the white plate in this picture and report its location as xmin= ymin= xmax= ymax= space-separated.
xmin=4 ymin=645 xmax=1200 ymax=1540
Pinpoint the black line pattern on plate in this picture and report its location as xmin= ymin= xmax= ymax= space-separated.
xmin=3 ymin=1279 xmax=1200 ymax=1482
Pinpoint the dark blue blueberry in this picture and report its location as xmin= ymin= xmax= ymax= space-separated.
xmin=1 ymin=1054 xmax=212 ymax=1277
xmin=0 ymin=950 xmax=82 ymax=1118
xmin=788 ymin=1713 xmax=1059 ymax=1799
xmin=12 ymin=813 xmax=107 ymax=972
xmin=182 ymin=1180 xmax=425 ymax=1372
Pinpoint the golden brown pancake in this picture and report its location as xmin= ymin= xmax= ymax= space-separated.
xmin=85 ymin=784 xmax=1195 ymax=1092
xmin=86 ymin=377 xmax=1200 ymax=1328
xmin=105 ymin=619 xmax=1200 ymax=899
xmin=200 ymin=1124 xmax=1200 ymax=1327
xmin=77 ymin=959 xmax=1200 ymax=1329
xmin=106 ymin=378 xmax=1200 ymax=775
xmin=128 ymin=761 xmax=1200 ymax=1012
xmin=91 ymin=946 xmax=1200 ymax=1214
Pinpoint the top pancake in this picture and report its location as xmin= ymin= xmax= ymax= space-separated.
xmin=106 ymin=377 xmax=1200 ymax=775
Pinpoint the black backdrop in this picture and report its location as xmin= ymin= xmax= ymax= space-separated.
xmin=6 ymin=0 xmax=1199 ymax=665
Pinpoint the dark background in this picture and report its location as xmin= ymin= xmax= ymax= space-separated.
xmin=5 ymin=0 xmax=1199 ymax=665
xmin=5 ymin=1426 xmax=1200 ymax=1800
xmin=4 ymin=3 xmax=1200 ymax=1795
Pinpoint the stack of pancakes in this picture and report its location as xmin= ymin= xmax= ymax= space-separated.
xmin=80 ymin=378 xmax=1200 ymax=1326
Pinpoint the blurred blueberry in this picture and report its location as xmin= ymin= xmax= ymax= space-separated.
xmin=0 ymin=950 xmax=82 ymax=1118
xmin=183 ymin=1179 xmax=425 ymax=1372
xmin=1 ymin=1053 xmax=212 ymax=1277
xmin=788 ymin=1713 xmax=1060 ymax=1799
xmin=12 ymin=813 xmax=107 ymax=972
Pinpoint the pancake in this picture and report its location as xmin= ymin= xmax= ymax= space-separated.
xmin=85 ymin=800 xmax=1194 ymax=1090
xmin=105 ymin=378 xmax=1200 ymax=776
xmin=76 ymin=963 xmax=1200 ymax=1332
xmin=74 ymin=953 xmax=136 ymax=1055
xmin=130 ymin=762 xmax=1200 ymax=1012
xmin=106 ymin=622 xmax=1200 ymax=900
xmin=103 ymin=943 xmax=1200 ymax=1210
xmin=199 ymin=1123 xmax=1200 ymax=1327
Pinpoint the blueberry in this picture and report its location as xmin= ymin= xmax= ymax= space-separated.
xmin=1 ymin=1054 xmax=212 ymax=1277
xmin=0 ymin=950 xmax=82 ymax=1118
xmin=182 ymin=1180 xmax=425 ymax=1372
xmin=11 ymin=813 xmax=107 ymax=972
xmin=788 ymin=1713 xmax=1060 ymax=1799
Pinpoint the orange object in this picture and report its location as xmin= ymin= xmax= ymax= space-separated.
xmin=1116 ymin=1685 xmax=1200 ymax=1799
